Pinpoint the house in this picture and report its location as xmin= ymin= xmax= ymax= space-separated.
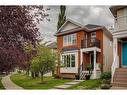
xmin=55 ymin=19 xmax=113 ymax=79
xmin=47 ymin=42 xmax=57 ymax=53
xmin=110 ymin=6 xmax=127 ymax=87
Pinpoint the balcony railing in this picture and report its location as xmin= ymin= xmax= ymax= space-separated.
xmin=81 ymin=38 xmax=100 ymax=48
xmin=114 ymin=16 xmax=127 ymax=31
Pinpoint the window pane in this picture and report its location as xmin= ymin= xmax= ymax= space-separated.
xmin=71 ymin=54 xmax=75 ymax=67
xmin=68 ymin=35 xmax=71 ymax=45
xmin=63 ymin=36 xmax=67 ymax=46
xmin=72 ymin=34 xmax=76 ymax=45
xmin=62 ymin=55 xmax=66 ymax=67
xmin=67 ymin=55 xmax=70 ymax=67
xmin=91 ymin=32 xmax=96 ymax=38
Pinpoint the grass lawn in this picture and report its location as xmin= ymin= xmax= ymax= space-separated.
xmin=0 ymin=77 xmax=4 ymax=89
xmin=68 ymin=79 xmax=102 ymax=89
xmin=10 ymin=74 xmax=72 ymax=89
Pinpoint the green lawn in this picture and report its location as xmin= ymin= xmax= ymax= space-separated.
xmin=0 ymin=77 xmax=4 ymax=89
xmin=10 ymin=74 xmax=72 ymax=89
xmin=68 ymin=79 xmax=102 ymax=89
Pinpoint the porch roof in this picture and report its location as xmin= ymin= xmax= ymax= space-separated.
xmin=80 ymin=47 xmax=101 ymax=53
xmin=113 ymin=30 xmax=127 ymax=38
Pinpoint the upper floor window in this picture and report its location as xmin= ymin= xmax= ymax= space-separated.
xmin=63 ymin=33 xmax=76 ymax=46
xmin=91 ymin=32 xmax=96 ymax=38
xmin=91 ymin=32 xmax=96 ymax=42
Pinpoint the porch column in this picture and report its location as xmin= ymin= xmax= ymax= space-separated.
xmin=93 ymin=50 xmax=96 ymax=79
xmin=80 ymin=50 xmax=83 ymax=65
xmin=113 ymin=38 xmax=118 ymax=58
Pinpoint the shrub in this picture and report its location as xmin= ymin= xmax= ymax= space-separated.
xmin=102 ymin=79 xmax=111 ymax=84
xmin=100 ymin=84 xmax=111 ymax=89
xmin=17 ymin=70 xmax=21 ymax=74
xmin=100 ymin=72 xmax=111 ymax=80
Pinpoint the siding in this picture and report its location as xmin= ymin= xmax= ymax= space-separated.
xmin=103 ymin=32 xmax=113 ymax=72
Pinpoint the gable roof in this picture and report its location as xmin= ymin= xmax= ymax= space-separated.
xmin=47 ymin=42 xmax=57 ymax=49
xmin=57 ymin=19 xmax=85 ymax=33
xmin=55 ymin=19 xmax=112 ymax=40
xmin=85 ymin=24 xmax=102 ymax=29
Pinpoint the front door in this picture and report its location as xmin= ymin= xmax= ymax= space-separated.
xmin=122 ymin=42 xmax=127 ymax=67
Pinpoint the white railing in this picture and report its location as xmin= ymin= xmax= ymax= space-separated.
xmin=111 ymin=55 xmax=119 ymax=83
xmin=114 ymin=16 xmax=127 ymax=31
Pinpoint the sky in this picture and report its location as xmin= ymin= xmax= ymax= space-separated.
xmin=38 ymin=6 xmax=114 ymax=43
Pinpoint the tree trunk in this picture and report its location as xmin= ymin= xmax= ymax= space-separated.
xmin=40 ymin=72 xmax=44 ymax=83
xmin=52 ymin=70 xmax=54 ymax=77
xmin=26 ymin=68 xmax=29 ymax=76
xmin=31 ymin=71 xmax=35 ymax=79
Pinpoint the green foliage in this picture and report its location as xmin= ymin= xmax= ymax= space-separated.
xmin=86 ymin=64 xmax=93 ymax=75
xmin=102 ymin=79 xmax=111 ymax=84
xmin=0 ymin=78 xmax=4 ymax=89
xmin=86 ymin=64 xmax=92 ymax=70
xmin=69 ymin=79 xmax=102 ymax=89
xmin=100 ymin=72 xmax=111 ymax=80
xmin=17 ymin=70 xmax=21 ymax=74
xmin=30 ymin=45 xmax=56 ymax=82
xmin=57 ymin=5 xmax=66 ymax=30
xmin=100 ymin=84 xmax=111 ymax=89
xmin=10 ymin=74 xmax=71 ymax=89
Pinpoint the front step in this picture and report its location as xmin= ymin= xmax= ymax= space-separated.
xmin=112 ymin=68 xmax=127 ymax=87
xmin=112 ymin=82 xmax=127 ymax=87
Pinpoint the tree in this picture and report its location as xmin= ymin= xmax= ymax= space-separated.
xmin=30 ymin=45 xmax=56 ymax=83
xmin=0 ymin=6 xmax=49 ymax=73
xmin=57 ymin=5 xmax=66 ymax=30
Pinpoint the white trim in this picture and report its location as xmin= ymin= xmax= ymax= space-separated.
xmin=63 ymin=33 xmax=77 ymax=46
xmin=62 ymin=50 xmax=79 ymax=54
xmin=80 ymin=47 xmax=101 ymax=53
xmin=57 ymin=19 xmax=84 ymax=33
xmin=60 ymin=51 xmax=78 ymax=73
xmin=93 ymin=50 xmax=97 ymax=79
xmin=113 ymin=30 xmax=127 ymax=38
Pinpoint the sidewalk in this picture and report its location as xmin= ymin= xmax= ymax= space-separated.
xmin=1 ymin=75 xmax=24 ymax=90
xmin=52 ymin=80 xmax=84 ymax=89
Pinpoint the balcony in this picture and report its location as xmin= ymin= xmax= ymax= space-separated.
xmin=114 ymin=16 xmax=127 ymax=31
xmin=81 ymin=38 xmax=100 ymax=48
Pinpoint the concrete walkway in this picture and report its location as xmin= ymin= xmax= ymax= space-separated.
xmin=53 ymin=80 xmax=84 ymax=89
xmin=1 ymin=75 xmax=24 ymax=90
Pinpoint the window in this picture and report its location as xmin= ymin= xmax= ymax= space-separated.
xmin=61 ymin=54 xmax=76 ymax=67
xmin=63 ymin=34 xmax=76 ymax=46
xmin=91 ymin=32 xmax=96 ymax=42
xmin=63 ymin=36 xmax=67 ymax=46
xmin=91 ymin=32 xmax=96 ymax=38
xmin=71 ymin=54 xmax=75 ymax=67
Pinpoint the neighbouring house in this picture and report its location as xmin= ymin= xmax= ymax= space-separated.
xmin=55 ymin=19 xmax=113 ymax=79
xmin=110 ymin=6 xmax=127 ymax=87
xmin=47 ymin=42 xmax=57 ymax=53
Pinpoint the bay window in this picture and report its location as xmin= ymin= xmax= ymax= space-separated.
xmin=63 ymin=33 xmax=76 ymax=46
xmin=62 ymin=54 xmax=76 ymax=67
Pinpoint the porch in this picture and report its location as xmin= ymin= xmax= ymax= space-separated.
xmin=112 ymin=29 xmax=127 ymax=82
xmin=80 ymin=47 xmax=101 ymax=79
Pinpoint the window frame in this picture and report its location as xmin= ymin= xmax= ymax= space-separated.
xmin=63 ymin=33 xmax=77 ymax=46
xmin=91 ymin=32 xmax=96 ymax=38
xmin=91 ymin=32 xmax=96 ymax=42
xmin=61 ymin=53 xmax=76 ymax=68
